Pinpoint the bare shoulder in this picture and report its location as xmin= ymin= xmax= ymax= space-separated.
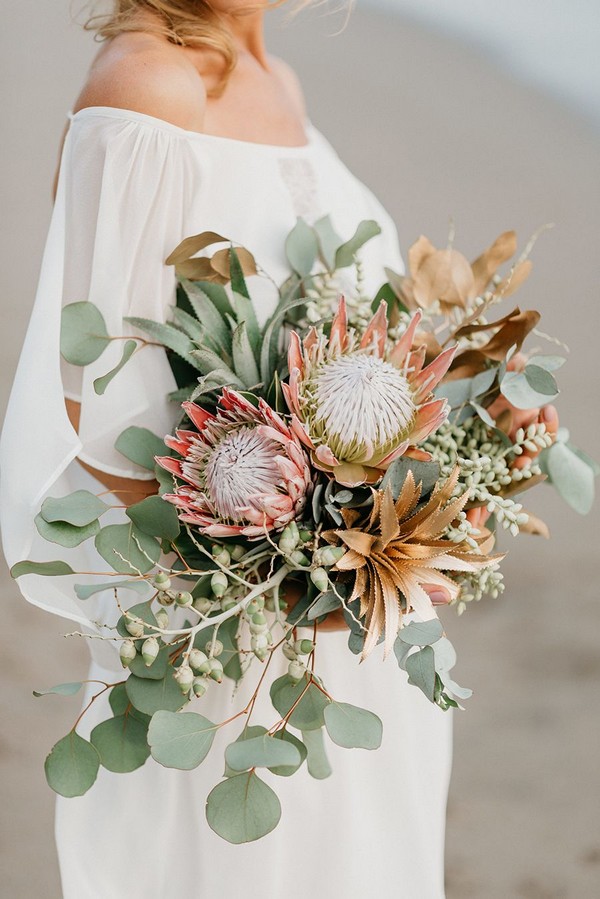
xmin=72 ymin=34 xmax=206 ymax=132
xmin=268 ymin=55 xmax=307 ymax=120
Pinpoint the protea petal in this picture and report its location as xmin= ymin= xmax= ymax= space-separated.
xmin=182 ymin=401 xmax=215 ymax=431
xmin=411 ymin=345 xmax=458 ymax=402
xmin=389 ymin=310 xmax=422 ymax=368
xmin=329 ymin=294 xmax=348 ymax=352
xmin=359 ymin=302 xmax=388 ymax=356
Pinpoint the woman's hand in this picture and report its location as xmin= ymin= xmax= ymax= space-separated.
xmin=466 ymin=353 xmax=559 ymax=529
xmin=281 ymin=578 xmax=451 ymax=633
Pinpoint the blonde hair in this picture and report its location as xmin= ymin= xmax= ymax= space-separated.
xmin=83 ymin=1 xmax=349 ymax=96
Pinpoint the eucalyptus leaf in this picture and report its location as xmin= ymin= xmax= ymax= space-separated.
xmin=543 ymin=440 xmax=595 ymax=514
xmin=269 ymin=730 xmax=307 ymax=777
xmin=501 ymin=365 xmax=559 ymax=410
xmin=443 ymin=677 xmax=473 ymax=701
xmin=33 ymin=682 xmax=83 ymax=698
xmin=128 ymin=644 xmax=170 ymax=681
xmin=223 ymin=726 xmax=268 ymax=777
xmin=527 ymin=354 xmax=566 ymax=372
xmin=405 ymin=645 xmax=436 ymax=701
xmin=397 ymin=619 xmax=444 ymax=647
xmin=432 ymin=636 xmax=457 ymax=674
xmin=206 ymin=772 xmax=281 ymax=844
xmin=270 ymin=675 xmax=330 ymax=731
xmin=41 ymin=490 xmax=109 ymax=526
xmin=35 ymin=513 xmax=100 ymax=549
xmin=323 ymin=702 xmax=382 ymax=750
xmin=225 ymin=734 xmax=301 ymax=772
xmin=94 ymin=523 xmax=161 ymax=575
xmin=108 ymin=683 xmax=150 ymax=723
xmin=126 ymin=495 xmax=181 ymax=541
xmin=302 ymin=728 xmax=332 ymax=779
xmin=307 ymin=591 xmax=342 ymax=621
xmin=148 ymin=710 xmax=216 ymax=769
xmin=93 ymin=339 xmax=137 ymax=395
xmin=285 ymin=217 xmax=319 ymax=276
xmin=313 ymin=214 xmax=343 ymax=271
xmin=126 ymin=673 xmax=188 ymax=716
xmin=335 ymin=220 xmax=382 ymax=268
xmin=114 ymin=426 xmax=167 ymax=470
xmin=116 ymin=601 xmax=157 ymax=638
xmin=74 ymin=579 xmax=148 ymax=601
xmin=60 ymin=301 xmax=110 ymax=365
xmin=10 ymin=559 xmax=75 ymax=578
xmin=90 ymin=714 xmax=150 ymax=773
xmin=393 ymin=637 xmax=413 ymax=670
xmin=44 ymin=732 xmax=100 ymax=797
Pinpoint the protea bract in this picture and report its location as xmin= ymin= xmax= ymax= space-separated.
xmin=282 ymin=297 xmax=457 ymax=487
xmin=155 ymin=389 xmax=312 ymax=538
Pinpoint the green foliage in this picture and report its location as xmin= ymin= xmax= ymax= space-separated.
xmin=501 ymin=364 xmax=559 ymax=409
xmin=396 ymin=618 xmax=444 ymax=647
xmin=125 ymin=316 xmax=200 ymax=367
xmin=125 ymin=672 xmax=188 ymax=716
xmin=127 ymin=644 xmax=170 ymax=681
xmin=93 ymin=340 xmax=137 ymax=395
xmin=302 ymin=728 xmax=332 ymax=779
xmin=223 ymin=725 xmax=268 ymax=778
xmin=108 ymin=683 xmax=150 ymax=723
xmin=74 ymin=580 xmax=148 ymax=601
xmin=307 ymin=590 xmax=342 ymax=621
xmin=270 ymin=674 xmax=331 ymax=731
xmin=229 ymin=245 xmax=251 ymax=300
xmin=126 ymin=495 xmax=181 ymax=541
xmin=285 ymin=217 xmax=319 ymax=276
xmin=323 ymin=702 xmax=382 ymax=750
xmin=312 ymin=214 xmax=343 ymax=271
xmin=335 ymin=220 xmax=381 ymax=269
xmin=90 ymin=714 xmax=150 ymax=773
xmin=380 ymin=458 xmax=441 ymax=501
xmin=405 ymin=645 xmax=436 ymax=701
xmin=231 ymin=322 xmax=260 ymax=387
xmin=114 ymin=426 xmax=167 ymax=470
xmin=116 ymin=601 xmax=158 ymax=639
xmin=44 ymin=731 xmax=100 ymax=797
xmin=224 ymin=734 xmax=301 ymax=772
xmin=269 ymin=730 xmax=307 ymax=777
xmin=434 ymin=366 xmax=498 ymax=410
xmin=94 ymin=523 xmax=161 ymax=574
xmin=148 ymin=710 xmax=216 ymax=769
xmin=40 ymin=490 xmax=109 ymax=527
xmin=10 ymin=559 xmax=75 ymax=578
xmin=206 ymin=772 xmax=281 ymax=844
xmin=60 ymin=302 xmax=110 ymax=365
xmin=539 ymin=429 xmax=597 ymax=514
xmin=33 ymin=682 xmax=83 ymax=698
xmin=34 ymin=513 xmax=100 ymax=548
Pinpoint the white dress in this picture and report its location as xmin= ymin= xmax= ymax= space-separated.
xmin=0 ymin=106 xmax=452 ymax=898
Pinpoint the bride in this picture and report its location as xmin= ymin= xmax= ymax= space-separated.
xmin=1 ymin=1 xmax=455 ymax=895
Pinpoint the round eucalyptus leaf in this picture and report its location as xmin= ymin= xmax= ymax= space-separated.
xmin=397 ymin=618 xmax=444 ymax=646
xmin=60 ymin=301 xmax=110 ymax=365
xmin=544 ymin=440 xmax=595 ymax=515
xmin=44 ymin=731 xmax=100 ymax=797
xmin=90 ymin=714 xmax=150 ymax=773
xmin=10 ymin=559 xmax=75 ymax=578
xmin=127 ymin=643 xmax=170 ymax=681
xmin=324 ymin=702 xmax=382 ymax=750
xmin=35 ymin=513 xmax=100 ymax=549
xmin=500 ymin=366 xmax=559 ymax=410
xmin=405 ymin=645 xmax=436 ymax=702
xmin=148 ymin=710 xmax=216 ymax=769
xmin=269 ymin=730 xmax=307 ymax=777
xmin=225 ymin=734 xmax=301 ymax=773
xmin=114 ymin=426 xmax=167 ymax=471
xmin=285 ymin=217 xmax=319 ymax=277
xmin=40 ymin=490 xmax=109 ymax=526
xmin=206 ymin=772 xmax=281 ymax=844
xmin=33 ymin=682 xmax=83 ymax=698
xmin=116 ymin=600 xmax=157 ymax=639
xmin=108 ymin=684 xmax=150 ymax=723
xmin=126 ymin=495 xmax=180 ymax=541
xmin=94 ymin=523 xmax=161 ymax=574
xmin=74 ymin=579 xmax=149 ymax=601
xmin=223 ymin=726 xmax=267 ymax=777
xmin=270 ymin=675 xmax=330 ymax=731
xmin=302 ymin=728 xmax=333 ymax=780
xmin=125 ymin=673 xmax=188 ymax=716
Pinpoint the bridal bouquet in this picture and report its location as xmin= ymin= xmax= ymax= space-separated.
xmin=13 ymin=218 xmax=596 ymax=842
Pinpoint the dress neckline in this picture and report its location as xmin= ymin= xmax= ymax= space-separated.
xmin=67 ymin=106 xmax=317 ymax=154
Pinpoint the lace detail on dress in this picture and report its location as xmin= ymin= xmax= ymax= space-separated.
xmin=277 ymin=157 xmax=321 ymax=221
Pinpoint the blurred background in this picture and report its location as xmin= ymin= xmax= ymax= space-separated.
xmin=1 ymin=1 xmax=599 ymax=896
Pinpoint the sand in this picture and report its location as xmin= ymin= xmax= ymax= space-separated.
xmin=1 ymin=2 xmax=599 ymax=896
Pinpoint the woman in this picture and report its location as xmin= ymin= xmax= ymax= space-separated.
xmin=1 ymin=2 xmax=456 ymax=896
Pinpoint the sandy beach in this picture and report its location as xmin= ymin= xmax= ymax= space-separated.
xmin=1 ymin=2 xmax=599 ymax=896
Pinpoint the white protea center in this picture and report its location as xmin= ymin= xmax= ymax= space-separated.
xmin=307 ymin=354 xmax=417 ymax=462
xmin=184 ymin=426 xmax=283 ymax=523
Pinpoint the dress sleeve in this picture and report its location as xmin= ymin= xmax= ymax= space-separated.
xmin=0 ymin=112 xmax=205 ymax=630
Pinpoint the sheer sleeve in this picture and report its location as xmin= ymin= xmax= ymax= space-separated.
xmin=0 ymin=111 xmax=206 ymax=631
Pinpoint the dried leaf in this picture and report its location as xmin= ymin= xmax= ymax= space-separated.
xmin=471 ymin=231 xmax=517 ymax=295
xmin=408 ymin=235 xmax=436 ymax=278
xmin=210 ymin=247 xmax=258 ymax=280
xmin=518 ymin=511 xmax=550 ymax=538
xmin=165 ymin=232 xmax=229 ymax=265
xmin=494 ymin=259 xmax=532 ymax=298
xmin=413 ymin=249 xmax=475 ymax=310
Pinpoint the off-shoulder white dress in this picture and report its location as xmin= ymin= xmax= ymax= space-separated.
xmin=0 ymin=107 xmax=452 ymax=898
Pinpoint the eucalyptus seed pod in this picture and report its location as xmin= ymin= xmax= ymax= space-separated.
xmin=230 ymin=544 xmax=246 ymax=562
xmin=315 ymin=545 xmax=345 ymax=567
xmin=141 ymin=636 xmax=160 ymax=667
xmin=192 ymin=677 xmax=207 ymax=698
xmin=298 ymin=528 xmax=313 ymax=543
xmin=125 ymin=617 xmax=145 ymax=639
xmin=287 ymin=660 xmax=305 ymax=683
xmin=278 ymin=525 xmax=298 ymax=555
xmin=249 ymin=620 xmax=269 ymax=635
xmin=293 ymin=639 xmax=315 ymax=656
xmin=251 ymin=611 xmax=267 ymax=626
xmin=154 ymin=608 xmax=169 ymax=630
xmin=157 ymin=590 xmax=175 ymax=606
xmin=282 ymin=642 xmax=298 ymax=661
xmin=188 ymin=649 xmax=210 ymax=674
xmin=205 ymin=638 xmax=224 ymax=658
xmin=220 ymin=597 xmax=239 ymax=612
xmin=211 ymin=571 xmax=228 ymax=597
xmin=207 ymin=658 xmax=224 ymax=683
xmin=192 ymin=596 xmax=213 ymax=615
xmin=174 ymin=664 xmax=194 ymax=694
xmin=212 ymin=546 xmax=231 ymax=567
xmin=310 ymin=567 xmax=329 ymax=593
xmin=264 ymin=595 xmax=275 ymax=612
xmin=290 ymin=550 xmax=310 ymax=567
xmin=254 ymin=647 xmax=269 ymax=661
xmin=175 ymin=591 xmax=193 ymax=608
xmin=119 ymin=639 xmax=137 ymax=668
xmin=245 ymin=598 xmax=261 ymax=616
xmin=152 ymin=571 xmax=171 ymax=590
xmin=251 ymin=633 xmax=269 ymax=652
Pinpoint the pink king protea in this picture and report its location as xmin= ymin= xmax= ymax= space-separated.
xmin=155 ymin=388 xmax=312 ymax=538
xmin=282 ymin=297 xmax=457 ymax=487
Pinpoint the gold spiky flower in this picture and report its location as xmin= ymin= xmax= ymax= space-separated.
xmin=323 ymin=466 xmax=503 ymax=660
